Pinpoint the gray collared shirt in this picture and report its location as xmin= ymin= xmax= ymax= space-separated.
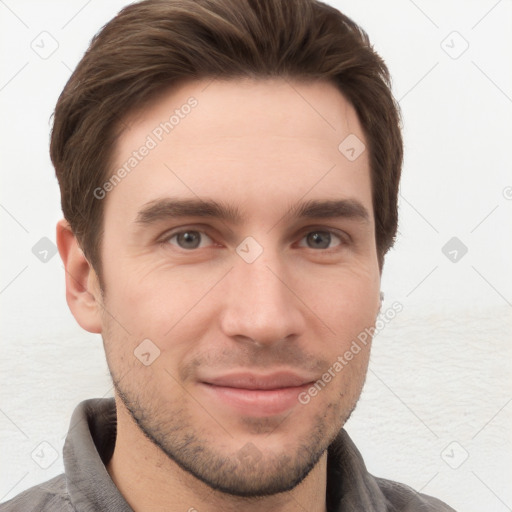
xmin=0 ymin=398 xmax=456 ymax=511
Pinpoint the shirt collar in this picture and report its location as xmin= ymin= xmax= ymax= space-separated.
xmin=63 ymin=398 xmax=132 ymax=511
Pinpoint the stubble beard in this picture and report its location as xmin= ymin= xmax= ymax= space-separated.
xmin=109 ymin=364 xmax=360 ymax=498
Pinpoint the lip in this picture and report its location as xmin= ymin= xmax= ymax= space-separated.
xmin=198 ymin=372 xmax=315 ymax=417
xmin=202 ymin=371 xmax=314 ymax=390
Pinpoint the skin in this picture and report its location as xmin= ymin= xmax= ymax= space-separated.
xmin=57 ymin=78 xmax=381 ymax=512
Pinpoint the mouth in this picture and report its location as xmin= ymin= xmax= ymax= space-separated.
xmin=198 ymin=372 xmax=315 ymax=417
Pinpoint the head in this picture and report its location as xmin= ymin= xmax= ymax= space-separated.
xmin=54 ymin=0 xmax=402 ymax=498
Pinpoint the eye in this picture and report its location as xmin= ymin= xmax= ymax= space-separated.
xmin=297 ymin=229 xmax=344 ymax=250
xmin=160 ymin=227 xmax=347 ymax=252
xmin=164 ymin=229 xmax=214 ymax=250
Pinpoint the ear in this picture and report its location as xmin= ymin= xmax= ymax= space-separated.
xmin=56 ymin=218 xmax=102 ymax=333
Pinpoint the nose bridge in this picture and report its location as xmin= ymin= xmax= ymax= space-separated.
xmin=219 ymin=244 xmax=305 ymax=344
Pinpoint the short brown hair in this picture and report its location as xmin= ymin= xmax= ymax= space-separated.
xmin=50 ymin=0 xmax=403 ymax=283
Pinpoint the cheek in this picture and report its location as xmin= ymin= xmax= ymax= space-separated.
xmin=311 ymin=273 xmax=379 ymax=382
xmin=324 ymin=327 xmax=373 ymax=405
xmin=102 ymin=266 xmax=218 ymax=362
xmin=102 ymin=253 xmax=181 ymax=321
xmin=312 ymin=268 xmax=379 ymax=329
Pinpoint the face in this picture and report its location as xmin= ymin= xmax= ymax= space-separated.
xmin=98 ymin=78 xmax=380 ymax=496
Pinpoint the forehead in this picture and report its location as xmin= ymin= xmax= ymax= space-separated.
xmin=105 ymin=78 xmax=373 ymax=225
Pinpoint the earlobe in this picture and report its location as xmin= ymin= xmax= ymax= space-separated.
xmin=56 ymin=218 xmax=102 ymax=334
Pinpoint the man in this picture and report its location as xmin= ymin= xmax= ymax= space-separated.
xmin=1 ymin=0 xmax=456 ymax=510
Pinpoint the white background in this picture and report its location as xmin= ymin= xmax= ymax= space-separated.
xmin=1 ymin=1 xmax=511 ymax=510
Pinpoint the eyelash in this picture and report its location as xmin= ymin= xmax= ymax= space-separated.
xmin=159 ymin=226 xmax=349 ymax=253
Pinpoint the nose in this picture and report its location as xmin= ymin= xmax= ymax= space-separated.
xmin=219 ymin=249 xmax=307 ymax=347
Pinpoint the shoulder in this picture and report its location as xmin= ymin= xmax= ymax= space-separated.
xmin=0 ymin=474 xmax=74 ymax=512
xmin=374 ymin=476 xmax=457 ymax=511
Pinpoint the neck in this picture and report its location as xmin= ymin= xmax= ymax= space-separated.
xmin=106 ymin=395 xmax=328 ymax=512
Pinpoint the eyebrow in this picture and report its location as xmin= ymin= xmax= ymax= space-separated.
xmin=135 ymin=197 xmax=370 ymax=226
